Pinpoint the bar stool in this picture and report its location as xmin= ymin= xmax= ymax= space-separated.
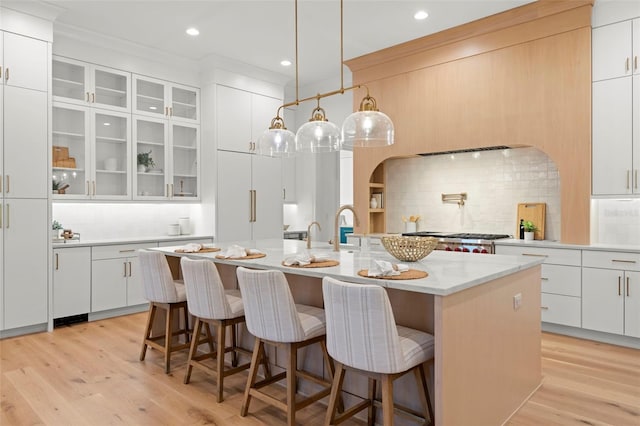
xmin=180 ymin=257 xmax=253 ymax=402
xmin=322 ymin=276 xmax=435 ymax=426
xmin=138 ymin=249 xmax=191 ymax=374
xmin=236 ymin=266 xmax=334 ymax=426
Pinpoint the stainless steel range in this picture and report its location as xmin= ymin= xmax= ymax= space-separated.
xmin=401 ymin=232 xmax=512 ymax=254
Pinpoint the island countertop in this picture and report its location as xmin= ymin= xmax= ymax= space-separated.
xmin=153 ymin=238 xmax=543 ymax=296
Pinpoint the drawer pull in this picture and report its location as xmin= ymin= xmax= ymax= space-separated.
xmin=541 ymin=306 xmax=549 ymax=310
xmin=55 ymin=253 xmax=59 ymax=270
xmin=119 ymin=249 xmax=136 ymax=253
xmin=522 ymin=253 xmax=547 ymax=257
xmin=611 ymin=259 xmax=636 ymax=264
xmin=123 ymin=261 xmax=127 ymax=277
xmin=627 ymin=277 xmax=630 ymax=297
xmin=541 ymin=277 xmax=549 ymax=281
xmin=618 ymin=276 xmax=621 ymax=296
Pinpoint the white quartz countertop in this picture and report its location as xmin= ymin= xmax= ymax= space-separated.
xmin=494 ymin=238 xmax=640 ymax=253
xmin=152 ymin=239 xmax=543 ymax=296
xmin=52 ymin=235 xmax=214 ymax=248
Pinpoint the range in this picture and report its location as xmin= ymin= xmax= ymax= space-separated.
xmin=401 ymin=232 xmax=512 ymax=254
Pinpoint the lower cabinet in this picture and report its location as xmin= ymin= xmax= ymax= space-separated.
xmin=91 ymin=243 xmax=151 ymax=312
xmin=53 ymin=247 xmax=91 ymax=318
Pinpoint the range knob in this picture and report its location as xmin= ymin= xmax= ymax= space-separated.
xmin=454 ymin=247 xmax=462 ymax=252
xmin=445 ymin=246 xmax=453 ymax=251
xmin=472 ymin=248 xmax=480 ymax=253
xmin=462 ymin=247 xmax=470 ymax=253
xmin=481 ymin=249 xmax=489 ymax=254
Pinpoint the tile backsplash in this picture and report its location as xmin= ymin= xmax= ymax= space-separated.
xmin=385 ymin=147 xmax=561 ymax=239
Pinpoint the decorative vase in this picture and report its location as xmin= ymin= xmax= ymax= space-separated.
xmin=370 ymin=196 xmax=378 ymax=209
xmin=524 ymin=231 xmax=534 ymax=241
xmin=405 ymin=222 xmax=417 ymax=233
xmin=138 ymin=164 xmax=147 ymax=172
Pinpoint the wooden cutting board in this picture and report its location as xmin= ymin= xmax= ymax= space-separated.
xmin=517 ymin=203 xmax=546 ymax=240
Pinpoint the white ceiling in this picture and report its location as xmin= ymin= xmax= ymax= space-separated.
xmin=6 ymin=0 xmax=534 ymax=85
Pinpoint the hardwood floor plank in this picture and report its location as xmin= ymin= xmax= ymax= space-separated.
xmin=1 ymin=314 xmax=638 ymax=426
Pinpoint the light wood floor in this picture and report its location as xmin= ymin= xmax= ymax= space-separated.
xmin=1 ymin=313 xmax=638 ymax=426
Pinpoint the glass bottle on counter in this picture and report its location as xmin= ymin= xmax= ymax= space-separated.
xmin=519 ymin=219 xmax=525 ymax=239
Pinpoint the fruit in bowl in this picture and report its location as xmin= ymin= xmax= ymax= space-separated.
xmin=381 ymin=236 xmax=437 ymax=262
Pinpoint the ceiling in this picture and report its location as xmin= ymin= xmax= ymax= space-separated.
xmin=5 ymin=0 xmax=534 ymax=85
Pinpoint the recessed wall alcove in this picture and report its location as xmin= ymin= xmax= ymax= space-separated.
xmin=347 ymin=0 xmax=593 ymax=244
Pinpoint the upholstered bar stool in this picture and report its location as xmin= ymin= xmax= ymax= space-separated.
xmin=138 ymin=249 xmax=191 ymax=374
xmin=322 ymin=277 xmax=435 ymax=426
xmin=180 ymin=257 xmax=253 ymax=402
xmin=236 ymin=266 xmax=335 ymax=426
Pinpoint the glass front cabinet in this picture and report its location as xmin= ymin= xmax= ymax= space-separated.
xmin=133 ymin=75 xmax=199 ymax=123
xmin=52 ymin=103 xmax=131 ymax=200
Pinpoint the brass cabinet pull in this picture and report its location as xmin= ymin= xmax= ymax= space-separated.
xmin=612 ymin=259 xmax=636 ymax=264
xmin=522 ymin=253 xmax=547 ymax=257
xmin=635 ymin=170 xmax=638 ymax=190
xmin=169 ymin=107 xmax=173 ymax=117
xmin=119 ymin=249 xmax=135 ymax=253
xmin=618 ymin=276 xmax=621 ymax=296
xmin=283 ymin=188 xmax=286 ymax=200
xmin=86 ymin=180 xmax=90 ymax=195
xmin=128 ymin=261 xmax=133 ymax=277
xmin=55 ymin=253 xmax=59 ymax=270
xmin=627 ymin=170 xmax=631 ymax=190
xmin=635 ymin=56 xmax=639 ymax=71
xmin=86 ymin=92 xmax=90 ymax=102
xmin=626 ymin=57 xmax=630 ymax=72
xmin=541 ymin=306 xmax=549 ymax=310
xmin=540 ymin=277 xmax=549 ymax=281
xmin=93 ymin=181 xmax=96 ymax=196
xmin=123 ymin=261 xmax=127 ymax=277
xmin=170 ymin=183 xmax=174 ymax=198
xmin=627 ymin=276 xmax=630 ymax=297
xmin=0 ymin=66 xmax=2 ymax=79
xmin=5 ymin=204 xmax=9 ymax=228
xmin=4 ymin=67 xmax=8 ymax=82
xmin=5 ymin=175 xmax=9 ymax=193
xmin=0 ymin=205 xmax=2 ymax=228
xmin=91 ymin=92 xmax=96 ymax=103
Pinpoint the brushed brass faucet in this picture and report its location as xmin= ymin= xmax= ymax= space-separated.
xmin=306 ymin=221 xmax=321 ymax=249
xmin=333 ymin=205 xmax=360 ymax=251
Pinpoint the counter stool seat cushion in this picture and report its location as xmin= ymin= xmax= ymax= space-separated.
xmin=397 ymin=325 xmax=435 ymax=371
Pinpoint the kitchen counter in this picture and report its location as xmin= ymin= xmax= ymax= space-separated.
xmin=495 ymin=238 xmax=640 ymax=253
xmin=52 ymin=235 xmax=214 ymax=248
xmin=154 ymin=238 xmax=542 ymax=426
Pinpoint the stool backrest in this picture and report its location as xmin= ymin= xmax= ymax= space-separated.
xmin=322 ymin=276 xmax=405 ymax=373
xmin=236 ymin=267 xmax=305 ymax=342
xmin=138 ymin=250 xmax=180 ymax=303
xmin=181 ymin=257 xmax=233 ymax=320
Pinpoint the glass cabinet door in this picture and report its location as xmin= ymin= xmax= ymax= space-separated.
xmin=93 ymin=66 xmax=130 ymax=111
xmin=92 ymin=111 xmax=130 ymax=199
xmin=52 ymin=59 xmax=87 ymax=105
xmin=170 ymin=85 xmax=199 ymax=122
xmin=133 ymin=76 xmax=167 ymax=119
xmin=170 ymin=123 xmax=199 ymax=199
xmin=133 ymin=116 xmax=168 ymax=199
xmin=52 ymin=104 xmax=89 ymax=198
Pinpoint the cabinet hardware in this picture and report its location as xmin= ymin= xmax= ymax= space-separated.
xmin=128 ymin=261 xmax=132 ymax=277
xmin=55 ymin=253 xmax=59 ymax=270
xmin=283 ymin=188 xmax=286 ymax=200
xmin=612 ymin=259 xmax=636 ymax=264
xmin=119 ymin=249 xmax=135 ymax=253
xmin=522 ymin=253 xmax=547 ymax=257
xmin=635 ymin=56 xmax=639 ymax=71
xmin=248 ymin=141 xmax=252 ymax=151
xmin=627 ymin=276 xmax=630 ymax=297
xmin=0 ymin=205 xmax=2 ymax=228
xmin=540 ymin=306 xmax=549 ymax=310
xmin=4 ymin=67 xmax=8 ymax=82
xmin=91 ymin=92 xmax=96 ymax=103
xmin=169 ymin=107 xmax=173 ymax=117
xmin=86 ymin=92 xmax=90 ymax=102
xmin=170 ymin=183 xmax=174 ymax=198
xmin=626 ymin=57 xmax=630 ymax=73
xmin=123 ymin=261 xmax=127 ymax=277
xmin=253 ymin=190 xmax=257 ymax=222
xmin=5 ymin=204 xmax=9 ymax=228
xmin=5 ymin=175 xmax=9 ymax=193
xmin=0 ymin=66 xmax=2 ymax=79
xmin=540 ymin=277 xmax=549 ymax=281
xmin=0 ymin=175 xmax=2 ymax=193
xmin=635 ymin=170 xmax=638 ymax=190
xmin=618 ymin=276 xmax=621 ymax=296
xmin=93 ymin=181 xmax=96 ymax=196
xmin=86 ymin=180 xmax=90 ymax=196
xmin=627 ymin=170 xmax=630 ymax=190
xmin=165 ymin=106 xmax=169 ymax=117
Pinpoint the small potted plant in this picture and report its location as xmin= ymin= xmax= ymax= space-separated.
xmin=523 ymin=220 xmax=537 ymax=241
xmin=52 ymin=220 xmax=64 ymax=240
xmin=137 ymin=150 xmax=155 ymax=172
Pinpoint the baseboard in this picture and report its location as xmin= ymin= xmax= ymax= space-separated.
xmin=88 ymin=304 xmax=149 ymax=322
xmin=542 ymin=322 xmax=640 ymax=349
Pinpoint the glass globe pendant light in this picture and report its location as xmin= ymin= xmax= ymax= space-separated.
xmin=257 ymin=114 xmax=296 ymax=157
xmin=295 ymin=101 xmax=341 ymax=153
xmin=341 ymin=91 xmax=394 ymax=148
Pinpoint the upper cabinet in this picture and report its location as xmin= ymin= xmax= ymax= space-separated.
xmin=592 ymin=18 xmax=640 ymax=82
xmin=133 ymin=75 xmax=199 ymax=124
xmin=216 ymin=84 xmax=281 ymax=154
xmin=53 ymin=56 xmax=131 ymax=113
xmin=1 ymin=32 xmax=48 ymax=92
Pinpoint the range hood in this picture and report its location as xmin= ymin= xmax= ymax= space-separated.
xmin=418 ymin=145 xmax=511 ymax=157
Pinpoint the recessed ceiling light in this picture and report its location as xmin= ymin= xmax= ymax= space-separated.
xmin=280 ymin=60 xmax=292 ymax=67
xmin=414 ymin=10 xmax=429 ymax=20
xmin=186 ymin=27 xmax=200 ymax=36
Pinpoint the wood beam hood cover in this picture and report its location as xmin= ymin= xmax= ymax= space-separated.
xmin=347 ymin=0 xmax=593 ymax=245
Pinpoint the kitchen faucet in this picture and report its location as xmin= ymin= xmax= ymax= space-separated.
xmin=306 ymin=221 xmax=321 ymax=249
xmin=332 ymin=205 xmax=360 ymax=252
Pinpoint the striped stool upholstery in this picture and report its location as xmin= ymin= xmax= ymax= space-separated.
xmin=181 ymin=257 xmax=253 ymax=402
xmin=322 ymin=276 xmax=435 ymax=426
xmin=236 ymin=266 xmax=335 ymax=426
xmin=138 ymin=249 xmax=191 ymax=374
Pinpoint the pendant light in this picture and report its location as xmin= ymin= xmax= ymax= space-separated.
xmin=295 ymin=100 xmax=341 ymax=153
xmin=257 ymin=0 xmax=394 ymax=156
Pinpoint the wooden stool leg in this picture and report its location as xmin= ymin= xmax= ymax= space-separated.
xmin=183 ymin=303 xmax=191 ymax=343
xmin=164 ymin=305 xmax=174 ymax=374
xmin=231 ymin=323 xmax=239 ymax=367
xmin=416 ymin=363 xmax=434 ymax=424
xmin=203 ymin=322 xmax=215 ymax=354
xmin=241 ymin=338 xmax=264 ymax=417
xmin=321 ymin=340 xmax=343 ymax=413
xmin=184 ymin=317 xmax=202 ymax=384
xmin=216 ymin=321 xmax=227 ymax=403
xmin=380 ymin=375 xmax=394 ymax=426
xmin=368 ymin=377 xmax=377 ymax=426
xmin=324 ymin=362 xmax=346 ymax=426
xmin=139 ymin=304 xmax=156 ymax=361
xmin=287 ymin=342 xmax=298 ymax=426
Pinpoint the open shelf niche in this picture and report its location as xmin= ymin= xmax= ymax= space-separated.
xmin=368 ymin=162 xmax=386 ymax=234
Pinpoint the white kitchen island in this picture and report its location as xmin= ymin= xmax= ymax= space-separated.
xmin=154 ymin=239 xmax=544 ymax=426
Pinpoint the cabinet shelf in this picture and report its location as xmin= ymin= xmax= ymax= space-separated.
xmin=95 ymin=85 xmax=126 ymax=96
xmin=173 ymin=145 xmax=197 ymax=151
xmin=53 ymin=130 xmax=84 ymax=138
xmin=53 ymin=77 xmax=83 ymax=88
xmin=53 ymin=166 xmax=84 ymax=172
xmin=369 ymin=208 xmax=385 ymax=213
xmin=369 ymin=183 xmax=384 ymax=188
xmin=173 ymin=173 xmax=197 ymax=178
xmin=137 ymin=93 xmax=164 ymax=103
xmin=96 ymin=169 xmax=126 ymax=174
xmin=172 ymin=100 xmax=196 ymax=108
xmin=96 ymin=136 xmax=126 ymax=144
xmin=137 ymin=140 xmax=164 ymax=147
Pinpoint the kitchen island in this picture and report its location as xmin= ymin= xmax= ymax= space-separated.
xmin=154 ymin=239 xmax=544 ymax=426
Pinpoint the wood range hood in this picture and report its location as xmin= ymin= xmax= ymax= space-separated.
xmin=346 ymin=0 xmax=593 ymax=245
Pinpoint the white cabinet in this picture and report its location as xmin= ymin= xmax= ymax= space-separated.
xmin=216 ymin=150 xmax=282 ymax=242
xmin=592 ymin=19 xmax=637 ymax=81
xmin=495 ymin=245 xmax=582 ymax=327
xmin=1 ymin=32 xmax=48 ymax=91
xmin=582 ymin=250 xmax=640 ymax=338
xmin=133 ymin=116 xmax=199 ymax=200
xmin=282 ymin=156 xmax=296 ymax=203
xmin=53 ymin=56 xmax=130 ymax=113
xmin=53 ymin=247 xmax=90 ymax=319
xmin=52 ymin=103 xmax=131 ymax=199
xmin=2 ymin=199 xmax=48 ymax=329
xmin=216 ymin=85 xmax=281 ymax=154
xmin=133 ymin=75 xmax=199 ymax=123
xmin=91 ymin=243 xmax=152 ymax=313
